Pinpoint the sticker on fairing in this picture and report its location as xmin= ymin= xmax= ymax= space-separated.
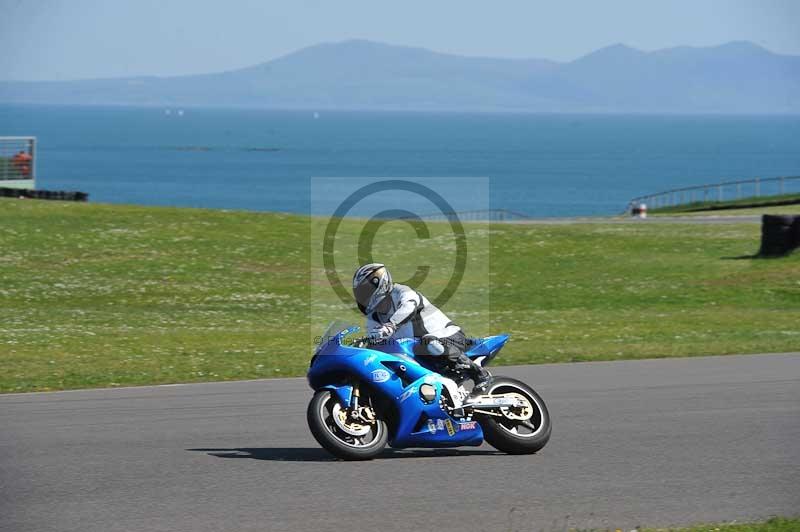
xmin=459 ymin=421 xmax=478 ymax=430
xmin=444 ymin=419 xmax=456 ymax=436
xmin=399 ymin=386 xmax=417 ymax=402
xmin=371 ymin=369 xmax=390 ymax=383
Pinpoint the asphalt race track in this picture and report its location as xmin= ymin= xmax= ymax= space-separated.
xmin=2 ymin=353 xmax=798 ymax=532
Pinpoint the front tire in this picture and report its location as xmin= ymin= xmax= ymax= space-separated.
xmin=478 ymin=377 xmax=551 ymax=454
xmin=307 ymin=390 xmax=388 ymax=460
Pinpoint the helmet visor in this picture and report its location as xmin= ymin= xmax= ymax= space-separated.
xmin=353 ymin=281 xmax=377 ymax=309
xmin=352 ymin=266 xmax=387 ymax=311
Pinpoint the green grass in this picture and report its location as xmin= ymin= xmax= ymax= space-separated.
xmin=650 ymin=192 xmax=800 ymax=215
xmin=1 ymin=198 xmax=799 ymax=392
xmin=654 ymin=203 xmax=800 ymax=217
xmin=639 ymin=517 xmax=800 ymax=532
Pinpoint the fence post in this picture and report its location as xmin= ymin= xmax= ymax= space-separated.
xmin=779 ymin=177 xmax=784 ymax=195
xmin=717 ymin=185 xmax=723 ymax=202
xmin=755 ymin=177 xmax=760 ymax=197
xmin=31 ymin=137 xmax=37 ymax=187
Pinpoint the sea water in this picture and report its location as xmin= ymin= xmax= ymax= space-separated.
xmin=2 ymin=104 xmax=799 ymax=217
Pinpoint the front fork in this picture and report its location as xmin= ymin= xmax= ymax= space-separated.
xmin=350 ymin=383 xmax=360 ymax=410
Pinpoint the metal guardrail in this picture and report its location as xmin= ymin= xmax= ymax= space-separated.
xmin=394 ymin=209 xmax=531 ymax=221
xmin=628 ymin=175 xmax=800 ymax=212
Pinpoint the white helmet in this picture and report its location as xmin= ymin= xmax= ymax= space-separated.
xmin=352 ymin=263 xmax=393 ymax=315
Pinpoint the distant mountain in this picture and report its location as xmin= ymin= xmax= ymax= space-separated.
xmin=1 ymin=39 xmax=798 ymax=113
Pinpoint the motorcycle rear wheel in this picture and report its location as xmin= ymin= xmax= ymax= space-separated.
xmin=478 ymin=377 xmax=551 ymax=454
xmin=307 ymin=389 xmax=388 ymax=460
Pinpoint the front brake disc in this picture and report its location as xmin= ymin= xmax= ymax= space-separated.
xmin=331 ymin=402 xmax=371 ymax=436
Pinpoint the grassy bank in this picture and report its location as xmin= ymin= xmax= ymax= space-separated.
xmin=641 ymin=517 xmax=799 ymax=532
xmin=650 ymin=192 xmax=800 ymax=215
xmin=1 ymin=198 xmax=798 ymax=392
xmin=654 ymin=204 xmax=800 ymax=217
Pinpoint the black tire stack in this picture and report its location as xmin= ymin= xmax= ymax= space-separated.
xmin=0 ymin=187 xmax=88 ymax=201
xmin=759 ymin=215 xmax=800 ymax=256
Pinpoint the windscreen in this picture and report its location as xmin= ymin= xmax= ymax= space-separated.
xmin=315 ymin=320 xmax=357 ymax=354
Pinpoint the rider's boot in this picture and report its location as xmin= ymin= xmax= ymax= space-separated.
xmin=453 ymin=354 xmax=492 ymax=394
xmin=471 ymin=367 xmax=493 ymax=394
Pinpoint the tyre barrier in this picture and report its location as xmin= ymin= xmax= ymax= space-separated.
xmin=758 ymin=215 xmax=800 ymax=256
xmin=0 ymin=187 xmax=88 ymax=202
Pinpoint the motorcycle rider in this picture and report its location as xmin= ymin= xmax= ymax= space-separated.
xmin=352 ymin=263 xmax=491 ymax=390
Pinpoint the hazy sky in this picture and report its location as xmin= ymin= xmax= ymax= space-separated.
xmin=2 ymin=0 xmax=799 ymax=81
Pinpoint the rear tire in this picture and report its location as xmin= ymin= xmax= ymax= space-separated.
xmin=307 ymin=390 xmax=388 ymax=460
xmin=478 ymin=377 xmax=551 ymax=454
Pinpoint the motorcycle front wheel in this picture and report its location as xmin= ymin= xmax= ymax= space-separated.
xmin=478 ymin=377 xmax=551 ymax=454
xmin=307 ymin=389 xmax=388 ymax=460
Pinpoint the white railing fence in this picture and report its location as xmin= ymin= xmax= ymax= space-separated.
xmin=394 ymin=209 xmax=531 ymax=221
xmin=628 ymin=176 xmax=800 ymax=212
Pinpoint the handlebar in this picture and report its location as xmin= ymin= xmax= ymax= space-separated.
xmin=351 ymin=336 xmax=372 ymax=348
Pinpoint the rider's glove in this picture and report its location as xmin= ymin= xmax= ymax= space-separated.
xmin=368 ymin=322 xmax=396 ymax=341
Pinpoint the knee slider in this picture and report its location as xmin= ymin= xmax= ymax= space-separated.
xmin=421 ymin=334 xmax=445 ymax=356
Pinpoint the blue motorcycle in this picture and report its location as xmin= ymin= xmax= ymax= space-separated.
xmin=307 ymin=322 xmax=551 ymax=460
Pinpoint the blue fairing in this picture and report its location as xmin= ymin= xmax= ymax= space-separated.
xmin=319 ymin=384 xmax=353 ymax=406
xmin=307 ymin=327 xmax=498 ymax=448
xmin=467 ymin=334 xmax=510 ymax=365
